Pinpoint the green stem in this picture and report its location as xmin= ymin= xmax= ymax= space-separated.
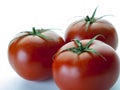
xmin=32 ymin=27 xmax=36 ymax=34
xmin=29 ymin=27 xmax=52 ymax=40
xmin=73 ymin=7 xmax=112 ymax=32
xmin=85 ymin=16 xmax=90 ymax=21
xmin=61 ymin=34 xmax=106 ymax=60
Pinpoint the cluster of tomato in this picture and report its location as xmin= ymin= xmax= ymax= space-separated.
xmin=8 ymin=8 xmax=119 ymax=90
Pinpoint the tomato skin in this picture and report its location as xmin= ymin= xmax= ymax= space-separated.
xmin=8 ymin=31 xmax=65 ymax=81
xmin=52 ymin=40 xmax=120 ymax=90
xmin=65 ymin=20 xmax=118 ymax=49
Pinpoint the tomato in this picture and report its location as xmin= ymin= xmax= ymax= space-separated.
xmin=52 ymin=36 xmax=120 ymax=90
xmin=65 ymin=8 xmax=118 ymax=49
xmin=8 ymin=27 xmax=65 ymax=81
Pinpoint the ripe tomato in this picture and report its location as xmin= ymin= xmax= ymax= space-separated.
xmin=65 ymin=8 xmax=118 ymax=49
xmin=8 ymin=27 xmax=65 ymax=81
xmin=52 ymin=36 xmax=120 ymax=90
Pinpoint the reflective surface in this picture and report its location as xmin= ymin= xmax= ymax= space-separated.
xmin=0 ymin=74 xmax=120 ymax=90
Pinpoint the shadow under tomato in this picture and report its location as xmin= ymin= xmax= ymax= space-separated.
xmin=18 ymin=78 xmax=59 ymax=90
xmin=1 ymin=76 xmax=58 ymax=90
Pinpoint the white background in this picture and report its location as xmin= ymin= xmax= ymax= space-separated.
xmin=0 ymin=0 xmax=120 ymax=90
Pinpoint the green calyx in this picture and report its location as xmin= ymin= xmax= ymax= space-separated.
xmin=65 ymin=35 xmax=99 ymax=55
xmin=63 ymin=34 xmax=106 ymax=60
xmin=16 ymin=27 xmax=52 ymax=40
xmin=10 ymin=27 xmax=52 ymax=45
xmin=79 ymin=7 xmax=112 ymax=31
xmin=84 ymin=7 xmax=99 ymax=31
xmin=85 ymin=7 xmax=97 ymax=24
xmin=28 ymin=27 xmax=50 ymax=40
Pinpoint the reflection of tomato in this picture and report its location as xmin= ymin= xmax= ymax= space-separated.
xmin=8 ymin=28 xmax=65 ymax=81
xmin=53 ymin=38 xmax=119 ymax=90
xmin=65 ymin=8 xmax=118 ymax=49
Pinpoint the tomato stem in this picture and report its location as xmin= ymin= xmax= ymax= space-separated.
xmin=85 ymin=7 xmax=97 ymax=23
xmin=31 ymin=28 xmax=61 ymax=40
xmin=62 ymin=34 xmax=106 ymax=60
xmin=84 ymin=7 xmax=112 ymax=31
xmin=84 ymin=7 xmax=98 ymax=31
xmin=73 ymin=7 xmax=113 ymax=32
xmin=32 ymin=27 xmax=37 ymax=35
xmin=85 ymin=16 xmax=90 ymax=21
xmin=29 ymin=27 xmax=51 ymax=40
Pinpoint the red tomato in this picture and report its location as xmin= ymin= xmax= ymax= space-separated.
xmin=52 ymin=37 xmax=119 ymax=90
xmin=65 ymin=8 xmax=118 ymax=49
xmin=8 ymin=27 xmax=65 ymax=81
